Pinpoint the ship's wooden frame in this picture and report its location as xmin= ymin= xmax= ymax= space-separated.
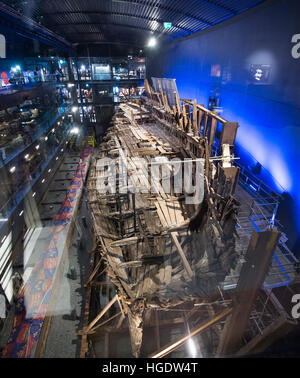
xmin=80 ymin=79 xmax=283 ymax=358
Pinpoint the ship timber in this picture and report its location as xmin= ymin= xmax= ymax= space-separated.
xmin=83 ymin=79 xmax=282 ymax=358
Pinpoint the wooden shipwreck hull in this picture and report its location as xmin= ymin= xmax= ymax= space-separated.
xmin=85 ymin=81 xmax=244 ymax=357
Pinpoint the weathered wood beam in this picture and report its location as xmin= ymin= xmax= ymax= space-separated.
xmin=110 ymin=236 xmax=140 ymax=247
xmin=149 ymin=307 xmax=232 ymax=358
xmin=83 ymin=295 xmax=118 ymax=334
xmin=219 ymin=122 xmax=239 ymax=150
xmin=83 ymin=312 xmax=122 ymax=335
xmin=181 ymin=99 xmax=227 ymax=124
xmin=84 ymin=257 xmax=103 ymax=287
xmin=197 ymin=108 xmax=204 ymax=135
xmin=170 ymin=232 xmax=193 ymax=279
xmin=193 ymin=99 xmax=198 ymax=137
xmin=208 ymin=113 xmax=218 ymax=154
xmin=216 ymin=229 xmax=281 ymax=357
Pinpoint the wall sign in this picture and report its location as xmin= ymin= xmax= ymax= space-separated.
xmin=291 ymin=34 xmax=300 ymax=59
xmin=249 ymin=64 xmax=271 ymax=84
xmin=0 ymin=34 xmax=6 ymax=58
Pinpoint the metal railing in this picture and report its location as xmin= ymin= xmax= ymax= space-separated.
xmin=0 ymin=73 xmax=69 ymax=90
xmin=212 ymin=144 xmax=299 ymax=290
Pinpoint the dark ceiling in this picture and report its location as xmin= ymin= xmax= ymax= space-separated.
xmin=2 ymin=0 xmax=266 ymax=47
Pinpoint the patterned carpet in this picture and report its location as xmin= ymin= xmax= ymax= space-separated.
xmin=2 ymin=146 xmax=91 ymax=358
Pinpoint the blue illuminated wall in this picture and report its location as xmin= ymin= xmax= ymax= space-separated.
xmin=147 ymin=0 xmax=300 ymax=253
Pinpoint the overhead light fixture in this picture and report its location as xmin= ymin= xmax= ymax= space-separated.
xmin=71 ymin=127 xmax=79 ymax=134
xmin=19 ymin=210 xmax=24 ymax=216
xmin=35 ymin=145 xmax=40 ymax=150
xmin=147 ymin=37 xmax=157 ymax=47
xmin=45 ymin=136 xmax=48 ymax=141
xmin=32 ymin=192 xmax=36 ymax=197
xmin=25 ymin=154 xmax=29 ymax=159
xmin=42 ymin=179 xmax=45 ymax=183
xmin=72 ymin=106 xmax=78 ymax=112
xmin=10 ymin=166 xmax=16 ymax=173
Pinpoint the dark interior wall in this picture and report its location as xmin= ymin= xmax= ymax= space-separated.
xmin=146 ymin=0 xmax=300 ymax=252
xmin=75 ymin=44 xmax=144 ymax=58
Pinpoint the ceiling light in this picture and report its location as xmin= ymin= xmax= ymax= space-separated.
xmin=71 ymin=127 xmax=79 ymax=134
xmin=10 ymin=166 xmax=16 ymax=173
xmin=147 ymin=37 xmax=157 ymax=47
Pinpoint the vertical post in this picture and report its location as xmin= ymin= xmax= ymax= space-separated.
xmin=197 ymin=108 xmax=203 ymax=136
xmin=182 ymin=104 xmax=188 ymax=131
xmin=203 ymin=113 xmax=208 ymax=137
xmin=132 ymin=193 xmax=137 ymax=233
xmin=216 ymin=228 xmax=281 ymax=357
xmin=193 ymin=99 xmax=198 ymax=136
xmin=208 ymin=115 xmax=217 ymax=154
